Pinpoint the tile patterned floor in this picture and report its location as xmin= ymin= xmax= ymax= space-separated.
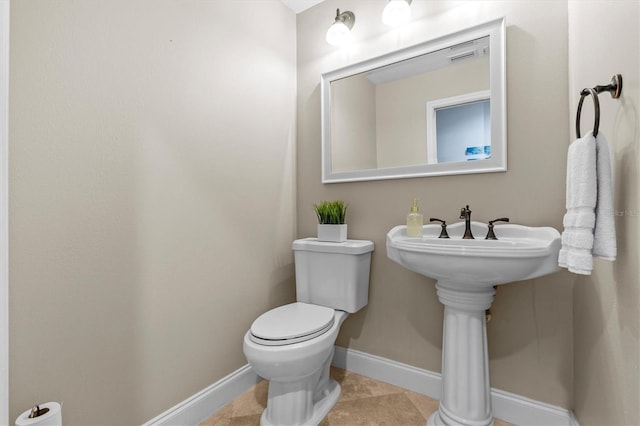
xmin=201 ymin=367 xmax=514 ymax=425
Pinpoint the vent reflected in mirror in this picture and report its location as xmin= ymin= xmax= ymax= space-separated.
xmin=321 ymin=18 xmax=506 ymax=183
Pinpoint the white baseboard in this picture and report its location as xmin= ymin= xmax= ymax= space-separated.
xmin=143 ymin=364 xmax=261 ymax=426
xmin=144 ymin=346 xmax=578 ymax=426
xmin=332 ymin=345 xmax=443 ymax=399
xmin=332 ymin=346 xmax=578 ymax=426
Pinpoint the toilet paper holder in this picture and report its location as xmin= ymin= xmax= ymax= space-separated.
xmin=28 ymin=405 xmax=50 ymax=419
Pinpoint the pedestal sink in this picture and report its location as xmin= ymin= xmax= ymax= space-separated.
xmin=386 ymin=221 xmax=561 ymax=426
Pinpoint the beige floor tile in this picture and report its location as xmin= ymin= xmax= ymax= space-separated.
xmin=403 ymin=390 xmax=440 ymax=420
xmin=200 ymin=381 xmax=266 ymax=425
xmin=319 ymin=393 xmax=426 ymax=426
xmin=201 ymin=403 xmax=234 ymax=425
xmin=330 ymin=367 xmax=407 ymax=402
xmin=200 ymin=367 xmax=515 ymax=426
xmin=226 ymin=414 xmax=263 ymax=426
xmin=227 ymin=380 xmax=268 ymax=418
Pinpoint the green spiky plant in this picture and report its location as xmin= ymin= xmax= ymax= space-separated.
xmin=313 ymin=200 xmax=347 ymax=224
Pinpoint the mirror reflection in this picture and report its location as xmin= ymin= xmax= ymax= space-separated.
xmin=321 ymin=18 xmax=506 ymax=183
xmin=332 ymin=37 xmax=489 ymax=172
xmin=427 ymin=90 xmax=491 ymax=164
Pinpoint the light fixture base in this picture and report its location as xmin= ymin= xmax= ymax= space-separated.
xmin=334 ymin=9 xmax=355 ymax=30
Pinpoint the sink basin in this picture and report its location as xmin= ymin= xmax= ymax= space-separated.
xmin=386 ymin=221 xmax=561 ymax=426
xmin=386 ymin=221 xmax=561 ymax=286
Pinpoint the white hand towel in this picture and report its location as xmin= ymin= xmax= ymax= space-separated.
xmin=558 ymin=131 xmax=616 ymax=275
xmin=559 ymin=133 xmax=597 ymax=274
xmin=593 ymin=132 xmax=617 ymax=260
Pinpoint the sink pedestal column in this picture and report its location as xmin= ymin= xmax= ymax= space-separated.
xmin=428 ymin=281 xmax=495 ymax=426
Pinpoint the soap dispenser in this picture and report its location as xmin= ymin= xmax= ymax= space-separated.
xmin=406 ymin=198 xmax=424 ymax=237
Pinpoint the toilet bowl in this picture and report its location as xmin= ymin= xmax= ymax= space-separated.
xmin=242 ymin=238 xmax=374 ymax=426
xmin=243 ymin=304 xmax=347 ymax=426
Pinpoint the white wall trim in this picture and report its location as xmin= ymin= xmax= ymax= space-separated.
xmin=143 ymin=364 xmax=261 ymax=426
xmin=332 ymin=346 xmax=578 ymax=426
xmin=332 ymin=345 xmax=443 ymax=399
xmin=143 ymin=346 xmax=578 ymax=426
xmin=0 ymin=1 xmax=10 ymax=425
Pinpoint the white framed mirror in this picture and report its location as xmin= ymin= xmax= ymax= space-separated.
xmin=321 ymin=17 xmax=506 ymax=183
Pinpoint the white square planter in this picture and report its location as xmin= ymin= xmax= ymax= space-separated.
xmin=317 ymin=224 xmax=347 ymax=242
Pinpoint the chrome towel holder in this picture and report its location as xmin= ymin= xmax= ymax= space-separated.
xmin=576 ymin=74 xmax=623 ymax=138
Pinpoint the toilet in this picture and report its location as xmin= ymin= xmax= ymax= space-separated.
xmin=243 ymin=237 xmax=374 ymax=426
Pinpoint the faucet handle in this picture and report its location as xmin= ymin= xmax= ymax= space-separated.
xmin=459 ymin=205 xmax=471 ymax=219
xmin=485 ymin=218 xmax=510 ymax=240
xmin=430 ymin=218 xmax=450 ymax=239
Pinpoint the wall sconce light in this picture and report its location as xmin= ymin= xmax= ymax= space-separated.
xmin=382 ymin=0 xmax=412 ymax=27
xmin=326 ymin=9 xmax=355 ymax=47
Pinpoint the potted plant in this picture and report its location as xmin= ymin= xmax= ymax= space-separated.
xmin=314 ymin=200 xmax=348 ymax=242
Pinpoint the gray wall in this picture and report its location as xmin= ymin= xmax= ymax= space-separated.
xmin=9 ymin=1 xmax=296 ymax=424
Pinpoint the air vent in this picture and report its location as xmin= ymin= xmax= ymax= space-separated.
xmin=449 ymin=51 xmax=476 ymax=62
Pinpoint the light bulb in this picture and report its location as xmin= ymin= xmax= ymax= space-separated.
xmin=382 ymin=0 xmax=411 ymax=27
xmin=326 ymin=21 xmax=353 ymax=46
xmin=326 ymin=9 xmax=355 ymax=47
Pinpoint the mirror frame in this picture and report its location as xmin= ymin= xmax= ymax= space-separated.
xmin=321 ymin=17 xmax=506 ymax=183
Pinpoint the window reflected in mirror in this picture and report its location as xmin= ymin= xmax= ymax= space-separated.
xmin=427 ymin=92 xmax=491 ymax=164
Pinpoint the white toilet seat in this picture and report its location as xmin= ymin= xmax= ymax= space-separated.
xmin=249 ymin=302 xmax=335 ymax=346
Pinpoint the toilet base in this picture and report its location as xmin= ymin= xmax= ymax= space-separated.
xmin=260 ymin=378 xmax=341 ymax=426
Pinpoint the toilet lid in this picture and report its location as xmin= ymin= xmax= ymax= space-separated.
xmin=249 ymin=302 xmax=335 ymax=346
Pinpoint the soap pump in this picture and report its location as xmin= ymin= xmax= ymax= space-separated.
xmin=406 ymin=198 xmax=424 ymax=237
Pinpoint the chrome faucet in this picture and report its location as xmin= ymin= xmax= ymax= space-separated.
xmin=460 ymin=205 xmax=474 ymax=239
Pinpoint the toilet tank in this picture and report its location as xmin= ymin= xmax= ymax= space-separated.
xmin=292 ymin=238 xmax=374 ymax=313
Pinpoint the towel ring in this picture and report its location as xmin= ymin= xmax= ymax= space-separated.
xmin=575 ymin=74 xmax=622 ymax=139
xmin=576 ymin=87 xmax=600 ymax=138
